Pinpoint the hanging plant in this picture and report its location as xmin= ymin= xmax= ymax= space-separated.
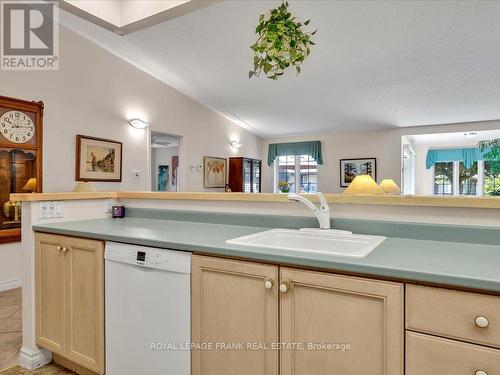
xmin=249 ymin=1 xmax=317 ymax=80
xmin=479 ymin=138 xmax=500 ymax=172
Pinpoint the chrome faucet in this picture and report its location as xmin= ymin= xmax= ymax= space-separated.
xmin=287 ymin=192 xmax=331 ymax=230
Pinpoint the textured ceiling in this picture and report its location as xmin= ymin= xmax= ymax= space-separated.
xmin=60 ymin=1 xmax=500 ymax=137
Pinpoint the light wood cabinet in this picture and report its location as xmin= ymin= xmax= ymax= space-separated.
xmin=280 ymin=267 xmax=404 ymax=375
xmin=406 ymin=284 xmax=500 ymax=349
xmin=191 ymin=255 xmax=279 ymax=375
xmin=406 ymin=331 xmax=500 ymax=375
xmin=406 ymin=284 xmax=500 ymax=375
xmin=36 ymin=233 xmax=66 ymax=354
xmin=35 ymin=233 xmax=105 ymax=374
xmin=191 ymin=256 xmax=404 ymax=375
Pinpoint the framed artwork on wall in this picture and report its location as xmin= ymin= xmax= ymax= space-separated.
xmin=158 ymin=165 xmax=169 ymax=191
xmin=76 ymin=135 xmax=122 ymax=182
xmin=340 ymin=158 xmax=377 ymax=187
xmin=172 ymin=155 xmax=178 ymax=187
xmin=203 ymin=156 xmax=227 ymax=188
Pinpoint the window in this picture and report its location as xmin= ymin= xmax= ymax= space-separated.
xmin=459 ymin=162 xmax=478 ymax=195
xmin=299 ymin=155 xmax=318 ymax=193
xmin=275 ymin=155 xmax=318 ymax=193
xmin=433 ymin=162 xmax=453 ymax=195
xmin=484 ymin=161 xmax=500 ymax=196
xmin=276 ymin=155 xmax=296 ymax=193
xmin=433 ymin=160 xmax=499 ymax=196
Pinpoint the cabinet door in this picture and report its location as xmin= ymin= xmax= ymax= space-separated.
xmin=243 ymin=159 xmax=252 ymax=192
xmin=65 ymin=236 xmax=105 ymax=374
xmin=192 ymin=255 xmax=279 ymax=375
xmin=252 ymin=160 xmax=261 ymax=193
xmin=280 ymin=268 xmax=404 ymax=375
xmin=406 ymin=331 xmax=500 ymax=375
xmin=35 ymin=233 xmax=67 ymax=354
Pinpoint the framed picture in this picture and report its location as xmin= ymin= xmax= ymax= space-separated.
xmin=158 ymin=165 xmax=169 ymax=191
xmin=76 ymin=135 xmax=122 ymax=182
xmin=203 ymin=156 xmax=227 ymax=188
xmin=340 ymin=158 xmax=377 ymax=187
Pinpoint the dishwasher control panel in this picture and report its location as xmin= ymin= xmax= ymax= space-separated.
xmin=105 ymin=242 xmax=191 ymax=274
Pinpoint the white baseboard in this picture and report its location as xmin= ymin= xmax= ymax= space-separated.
xmin=0 ymin=277 xmax=21 ymax=292
xmin=18 ymin=347 xmax=52 ymax=370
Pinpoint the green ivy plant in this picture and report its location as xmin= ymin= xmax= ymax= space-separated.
xmin=249 ymin=1 xmax=317 ymax=80
xmin=479 ymin=138 xmax=500 ymax=173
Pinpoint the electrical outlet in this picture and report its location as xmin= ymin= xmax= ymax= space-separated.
xmin=38 ymin=201 xmax=64 ymax=219
xmin=104 ymin=199 xmax=113 ymax=214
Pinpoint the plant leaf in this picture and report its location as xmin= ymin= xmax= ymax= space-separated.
xmin=249 ymin=2 xmax=316 ymax=80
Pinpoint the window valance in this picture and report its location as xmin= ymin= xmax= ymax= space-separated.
xmin=426 ymin=147 xmax=494 ymax=169
xmin=267 ymin=141 xmax=323 ymax=166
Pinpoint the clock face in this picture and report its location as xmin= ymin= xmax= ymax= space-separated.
xmin=0 ymin=110 xmax=35 ymax=144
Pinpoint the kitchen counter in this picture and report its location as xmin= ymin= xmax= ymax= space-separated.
xmin=33 ymin=216 xmax=500 ymax=293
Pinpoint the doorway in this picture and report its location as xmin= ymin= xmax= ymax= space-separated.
xmin=150 ymin=131 xmax=181 ymax=192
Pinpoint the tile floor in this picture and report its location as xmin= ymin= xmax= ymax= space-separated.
xmin=0 ymin=363 xmax=74 ymax=375
xmin=0 ymin=288 xmax=22 ymax=372
xmin=0 ymin=288 xmax=76 ymax=375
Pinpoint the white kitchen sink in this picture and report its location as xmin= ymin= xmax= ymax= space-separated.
xmin=226 ymin=229 xmax=385 ymax=258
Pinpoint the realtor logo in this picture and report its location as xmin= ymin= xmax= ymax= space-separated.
xmin=1 ymin=1 xmax=59 ymax=70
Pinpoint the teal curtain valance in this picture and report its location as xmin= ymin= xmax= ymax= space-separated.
xmin=267 ymin=141 xmax=323 ymax=166
xmin=426 ymin=147 xmax=493 ymax=169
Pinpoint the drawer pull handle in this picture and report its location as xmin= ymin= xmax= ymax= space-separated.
xmin=57 ymin=245 xmax=62 ymax=251
xmin=475 ymin=316 xmax=489 ymax=328
xmin=264 ymin=280 xmax=273 ymax=290
xmin=475 ymin=370 xmax=488 ymax=375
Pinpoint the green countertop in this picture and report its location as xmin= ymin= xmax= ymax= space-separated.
xmin=33 ymin=217 xmax=500 ymax=293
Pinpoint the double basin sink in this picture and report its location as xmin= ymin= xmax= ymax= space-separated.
xmin=227 ymin=228 xmax=385 ymax=258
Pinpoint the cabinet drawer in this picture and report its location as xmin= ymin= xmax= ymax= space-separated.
xmin=406 ymin=284 xmax=500 ymax=348
xmin=406 ymin=331 xmax=500 ymax=375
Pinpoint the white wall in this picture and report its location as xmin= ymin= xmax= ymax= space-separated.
xmin=0 ymin=242 xmax=22 ymax=291
xmin=0 ymin=24 xmax=262 ymax=287
xmin=413 ymin=143 xmax=433 ymax=195
xmin=0 ymin=25 xmax=262 ymax=194
xmin=262 ymin=120 xmax=500 ymax=193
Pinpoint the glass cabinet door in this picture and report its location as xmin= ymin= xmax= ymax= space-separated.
xmin=243 ymin=159 xmax=252 ymax=193
xmin=252 ymin=160 xmax=261 ymax=193
xmin=0 ymin=148 xmax=37 ymax=230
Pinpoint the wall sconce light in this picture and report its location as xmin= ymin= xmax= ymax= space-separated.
xmin=379 ymin=179 xmax=401 ymax=195
xmin=230 ymin=140 xmax=243 ymax=149
xmin=129 ymin=119 xmax=149 ymax=129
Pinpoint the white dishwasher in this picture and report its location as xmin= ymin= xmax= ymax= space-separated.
xmin=105 ymin=242 xmax=191 ymax=375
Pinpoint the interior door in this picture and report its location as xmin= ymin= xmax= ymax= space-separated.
xmin=191 ymin=255 xmax=279 ymax=375
xmin=280 ymin=267 xmax=404 ymax=375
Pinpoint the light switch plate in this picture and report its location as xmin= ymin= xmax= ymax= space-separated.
xmin=38 ymin=201 xmax=64 ymax=219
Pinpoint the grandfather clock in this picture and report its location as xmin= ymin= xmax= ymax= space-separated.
xmin=0 ymin=95 xmax=43 ymax=243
